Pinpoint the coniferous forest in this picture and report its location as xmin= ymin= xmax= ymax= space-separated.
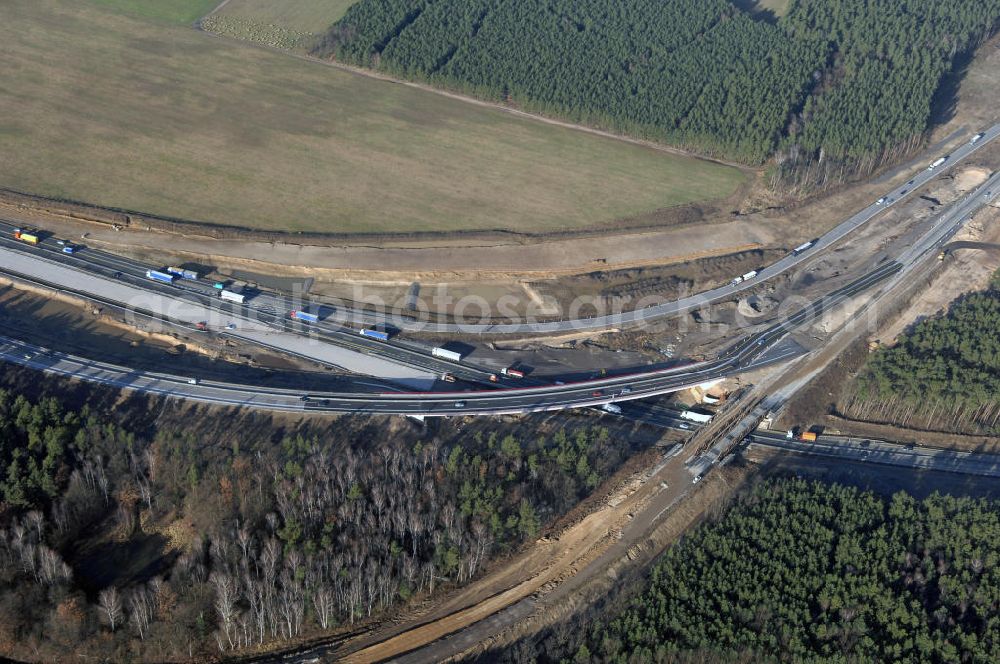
xmin=847 ymin=280 xmax=1000 ymax=432
xmin=484 ymin=479 xmax=1000 ymax=663
xmin=318 ymin=0 xmax=1000 ymax=181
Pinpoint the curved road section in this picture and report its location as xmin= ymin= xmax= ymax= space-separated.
xmin=1 ymin=124 xmax=997 ymax=339
xmin=0 ymin=261 xmax=900 ymax=415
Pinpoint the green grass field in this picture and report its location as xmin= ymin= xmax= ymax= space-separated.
xmin=88 ymin=0 xmax=218 ymax=24
xmin=217 ymin=0 xmax=358 ymax=32
xmin=0 ymin=0 xmax=744 ymax=235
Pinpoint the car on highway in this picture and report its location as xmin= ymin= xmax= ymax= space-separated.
xmin=226 ymin=323 xmax=237 ymax=330
xmin=620 ymin=386 xmax=632 ymax=395
xmin=187 ymin=378 xmax=199 ymax=385
xmin=453 ymin=401 xmax=466 ymax=408
xmin=876 ymin=197 xmax=886 ymax=205
xmin=592 ymin=390 xmax=603 ymax=397
xmin=972 ymin=132 xmax=985 ymax=144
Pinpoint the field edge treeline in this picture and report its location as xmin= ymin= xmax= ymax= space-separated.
xmin=316 ymin=0 xmax=1000 ymax=190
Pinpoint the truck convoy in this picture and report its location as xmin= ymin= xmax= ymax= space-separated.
xmin=359 ymin=328 xmax=389 ymax=342
xmin=166 ymin=266 xmax=199 ymax=280
xmin=431 ymin=347 xmax=463 ymax=362
xmin=730 ymin=270 xmax=758 ymax=286
xmin=290 ymin=310 xmax=320 ymax=323
xmin=12 ymin=229 xmax=39 ymax=245
xmin=145 ymin=269 xmax=175 ymax=284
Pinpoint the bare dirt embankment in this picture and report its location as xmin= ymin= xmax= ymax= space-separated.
xmin=781 ymin=194 xmax=1000 ymax=448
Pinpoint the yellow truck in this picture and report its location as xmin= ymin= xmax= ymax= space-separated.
xmin=13 ymin=228 xmax=39 ymax=245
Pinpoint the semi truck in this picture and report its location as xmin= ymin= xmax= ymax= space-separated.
xmin=166 ymin=266 xmax=199 ymax=280
xmin=13 ymin=229 xmax=39 ymax=245
xmin=220 ymin=290 xmax=246 ymax=304
xmin=928 ymin=156 xmax=947 ymax=170
xmin=290 ymin=310 xmax=320 ymax=323
xmin=792 ymin=241 xmax=814 ymax=255
xmin=359 ymin=328 xmax=389 ymax=342
xmin=741 ymin=270 xmax=758 ymax=281
xmin=680 ymin=410 xmax=713 ymax=424
xmin=500 ymin=367 xmax=525 ymax=379
xmin=431 ymin=347 xmax=463 ymax=362
xmin=145 ymin=269 xmax=175 ymax=284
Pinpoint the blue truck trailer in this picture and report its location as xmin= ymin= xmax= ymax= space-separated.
xmin=359 ymin=328 xmax=389 ymax=342
xmin=166 ymin=266 xmax=199 ymax=280
xmin=291 ymin=310 xmax=320 ymax=323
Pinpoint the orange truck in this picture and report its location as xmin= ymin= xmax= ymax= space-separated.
xmin=800 ymin=431 xmax=818 ymax=442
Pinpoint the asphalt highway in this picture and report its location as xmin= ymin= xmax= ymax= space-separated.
xmin=0 ymin=228 xmax=494 ymax=385
xmin=2 ymin=123 xmax=997 ymax=343
xmin=0 ymin=260 xmax=899 ymax=415
xmin=751 ymin=432 xmax=1000 ymax=479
